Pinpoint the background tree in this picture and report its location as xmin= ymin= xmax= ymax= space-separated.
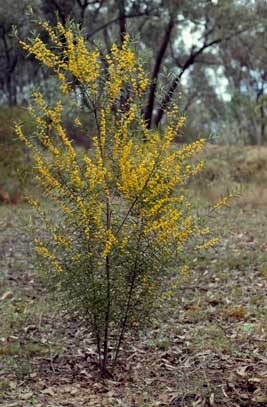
xmin=218 ymin=9 xmax=267 ymax=144
xmin=0 ymin=0 xmax=33 ymax=106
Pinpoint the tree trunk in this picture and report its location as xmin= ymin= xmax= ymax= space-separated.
xmin=118 ymin=0 xmax=126 ymax=46
xmin=143 ymin=17 xmax=174 ymax=129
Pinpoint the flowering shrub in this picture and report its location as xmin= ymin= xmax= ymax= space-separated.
xmin=16 ymin=22 xmax=218 ymax=376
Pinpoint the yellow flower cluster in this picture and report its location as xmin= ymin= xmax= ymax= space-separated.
xmin=52 ymin=233 xmax=71 ymax=250
xmin=20 ymin=22 xmax=100 ymax=96
xmin=34 ymin=239 xmax=62 ymax=273
xmin=106 ymin=35 xmax=148 ymax=104
xmin=195 ymin=237 xmax=220 ymax=251
xmin=213 ymin=194 xmax=234 ymax=210
xmin=71 ymin=167 xmax=85 ymax=189
xmin=34 ymin=156 xmax=61 ymax=190
xmin=103 ymin=230 xmax=117 ymax=257
xmin=65 ymin=30 xmax=100 ymax=94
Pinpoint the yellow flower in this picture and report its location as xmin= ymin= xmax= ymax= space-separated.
xmin=103 ymin=230 xmax=117 ymax=257
xmin=74 ymin=117 xmax=81 ymax=126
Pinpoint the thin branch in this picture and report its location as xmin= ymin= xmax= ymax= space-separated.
xmin=86 ymin=11 xmax=152 ymax=40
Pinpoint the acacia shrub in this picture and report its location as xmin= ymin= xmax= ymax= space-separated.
xmin=16 ymin=22 xmax=217 ymax=376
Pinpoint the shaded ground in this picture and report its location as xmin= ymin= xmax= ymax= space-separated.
xmin=1 ymin=148 xmax=267 ymax=406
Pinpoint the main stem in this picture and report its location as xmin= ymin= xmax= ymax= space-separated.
xmin=102 ymin=196 xmax=111 ymax=376
xmin=112 ymin=224 xmax=143 ymax=368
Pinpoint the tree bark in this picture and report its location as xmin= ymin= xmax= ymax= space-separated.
xmin=118 ymin=0 xmax=126 ymax=46
xmin=143 ymin=17 xmax=174 ymax=129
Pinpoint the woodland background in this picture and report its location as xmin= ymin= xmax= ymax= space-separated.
xmin=0 ymin=0 xmax=266 ymax=145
